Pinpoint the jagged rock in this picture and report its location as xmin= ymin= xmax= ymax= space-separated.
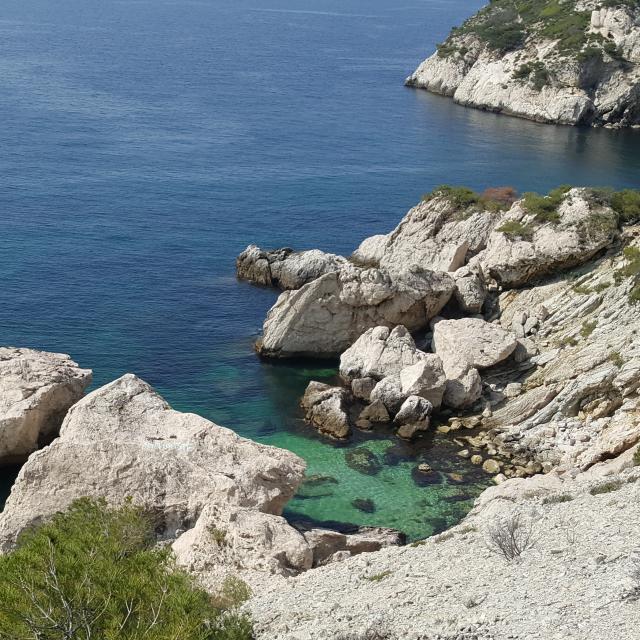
xmin=453 ymin=266 xmax=487 ymax=313
xmin=472 ymin=189 xmax=619 ymax=287
xmin=301 ymin=382 xmax=351 ymax=439
xmin=443 ymin=367 xmax=482 ymax=409
xmin=236 ymin=244 xmax=345 ymax=290
xmin=300 ymin=525 xmax=404 ymax=568
xmin=351 ymin=377 xmax=377 ymax=401
xmin=376 ymin=196 xmax=499 ymax=274
xmin=395 ymin=396 xmax=432 ymax=440
xmin=369 ymin=375 xmax=405 ymax=415
xmin=398 ymin=357 xmax=447 ymax=409
xmin=0 ymin=348 xmax=92 ymax=465
xmin=433 ymin=318 xmax=518 ymax=378
xmin=339 ymin=325 xmax=426 ymax=382
xmin=405 ymin=2 xmax=640 ymax=127
xmin=257 ymin=265 xmax=455 ymax=358
xmin=0 ymin=374 xmax=313 ymax=588
xmin=356 ymin=400 xmax=390 ymax=428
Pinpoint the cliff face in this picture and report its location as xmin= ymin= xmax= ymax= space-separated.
xmin=406 ymin=0 xmax=640 ymax=127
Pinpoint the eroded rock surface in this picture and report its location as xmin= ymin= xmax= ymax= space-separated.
xmin=0 ymin=348 xmax=91 ymax=465
xmin=236 ymin=244 xmax=346 ymax=290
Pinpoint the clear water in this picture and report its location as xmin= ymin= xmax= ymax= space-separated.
xmin=1 ymin=0 xmax=639 ymax=538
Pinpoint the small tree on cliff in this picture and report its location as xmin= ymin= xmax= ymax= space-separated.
xmin=0 ymin=498 xmax=252 ymax=640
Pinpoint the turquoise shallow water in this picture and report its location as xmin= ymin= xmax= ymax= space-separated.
xmin=1 ymin=0 xmax=640 ymax=538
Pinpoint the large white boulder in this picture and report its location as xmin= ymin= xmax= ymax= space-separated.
xmin=257 ymin=265 xmax=455 ymax=358
xmin=0 ymin=374 xmax=312 ymax=587
xmin=433 ymin=318 xmax=517 ymax=378
xmin=339 ymin=325 xmax=426 ymax=382
xmin=0 ymin=348 xmax=91 ymax=465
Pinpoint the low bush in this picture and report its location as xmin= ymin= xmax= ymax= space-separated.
xmin=580 ymin=320 xmax=597 ymax=338
xmin=522 ymin=185 xmax=571 ymax=222
xmin=0 ymin=498 xmax=252 ymax=640
xmin=486 ymin=512 xmax=535 ymax=562
xmin=496 ymin=220 xmax=534 ymax=239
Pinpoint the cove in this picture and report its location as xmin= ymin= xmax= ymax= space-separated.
xmin=1 ymin=0 xmax=640 ymax=538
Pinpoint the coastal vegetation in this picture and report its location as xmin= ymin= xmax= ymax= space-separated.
xmin=0 ymin=498 xmax=252 ymax=640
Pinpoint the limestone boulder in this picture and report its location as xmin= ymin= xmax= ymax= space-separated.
xmin=236 ymin=244 xmax=346 ymax=290
xmin=433 ymin=318 xmax=517 ymax=378
xmin=453 ymin=266 xmax=486 ymax=313
xmin=0 ymin=348 xmax=92 ymax=465
xmin=395 ymin=396 xmax=433 ymax=440
xmin=398 ymin=356 xmax=447 ymax=409
xmin=0 ymin=374 xmax=311 ymax=587
xmin=339 ymin=325 xmax=425 ymax=382
xmin=257 ymin=264 xmax=455 ymax=358
xmin=443 ymin=367 xmax=483 ymax=410
xmin=301 ymin=382 xmax=351 ymax=439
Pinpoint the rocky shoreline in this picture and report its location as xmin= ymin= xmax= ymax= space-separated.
xmin=0 ymin=184 xmax=638 ymax=638
xmin=405 ymin=1 xmax=640 ymax=127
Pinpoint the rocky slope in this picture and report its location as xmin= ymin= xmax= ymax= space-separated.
xmin=0 ymin=348 xmax=91 ymax=465
xmin=405 ymin=0 xmax=640 ymax=127
xmin=249 ymin=451 xmax=640 ymax=639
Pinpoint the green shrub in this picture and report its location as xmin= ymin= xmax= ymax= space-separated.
xmin=496 ymin=220 xmax=534 ymax=239
xmin=522 ymin=185 xmax=571 ymax=222
xmin=0 ymin=498 xmax=252 ymax=640
xmin=634 ymin=445 xmax=640 ymax=467
xmin=609 ymin=189 xmax=640 ymax=224
xmin=580 ymin=320 xmax=597 ymax=338
xmin=365 ymin=570 xmax=392 ymax=582
xmin=609 ymin=351 xmax=624 ymax=368
xmin=589 ymin=480 xmax=623 ymax=495
xmin=422 ymin=185 xmax=516 ymax=216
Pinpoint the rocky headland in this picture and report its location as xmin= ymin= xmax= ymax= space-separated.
xmin=405 ymin=0 xmax=640 ymax=127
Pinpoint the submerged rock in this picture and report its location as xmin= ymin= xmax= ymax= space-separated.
xmin=351 ymin=497 xmax=376 ymax=514
xmin=345 ymin=447 xmax=383 ymax=476
xmin=0 ymin=348 xmax=91 ymax=465
xmin=236 ymin=244 xmax=345 ymax=290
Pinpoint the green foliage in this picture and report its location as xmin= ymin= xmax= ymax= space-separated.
xmin=609 ymin=351 xmax=624 ymax=368
xmin=580 ymin=320 xmax=597 ymax=338
xmin=609 ymin=189 xmax=640 ymax=224
xmin=436 ymin=42 xmax=459 ymax=58
xmin=522 ymin=185 xmax=571 ymax=222
xmin=0 ymin=498 xmax=252 ymax=640
xmin=208 ymin=526 xmax=227 ymax=545
xmin=634 ymin=445 xmax=640 ymax=467
xmin=589 ymin=480 xmax=623 ymax=495
xmin=365 ymin=570 xmax=392 ymax=582
xmin=496 ymin=220 xmax=534 ymax=239
xmin=423 ymin=185 xmax=517 ymax=217
xmin=616 ymin=246 xmax=640 ymax=301
xmin=513 ymin=61 xmax=551 ymax=89
xmin=541 ymin=493 xmax=574 ymax=504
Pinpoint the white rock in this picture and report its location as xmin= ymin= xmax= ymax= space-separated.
xmin=301 ymin=382 xmax=351 ymax=439
xmin=433 ymin=318 xmax=517 ymax=378
xmin=0 ymin=348 xmax=91 ymax=465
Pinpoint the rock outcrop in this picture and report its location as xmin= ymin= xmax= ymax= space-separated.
xmin=257 ymin=265 xmax=455 ymax=358
xmin=300 ymin=382 xmax=352 ymax=440
xmin=406 ymin=0 xmax=640 ymax=127
xmin=236 ymin=244 xmax=346 ymax=290
xmin=0 ymin=348 xmax=91 ymax=465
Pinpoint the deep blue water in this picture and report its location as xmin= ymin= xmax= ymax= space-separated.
xmin=1 ymin=0 xmax=640 ymax=537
